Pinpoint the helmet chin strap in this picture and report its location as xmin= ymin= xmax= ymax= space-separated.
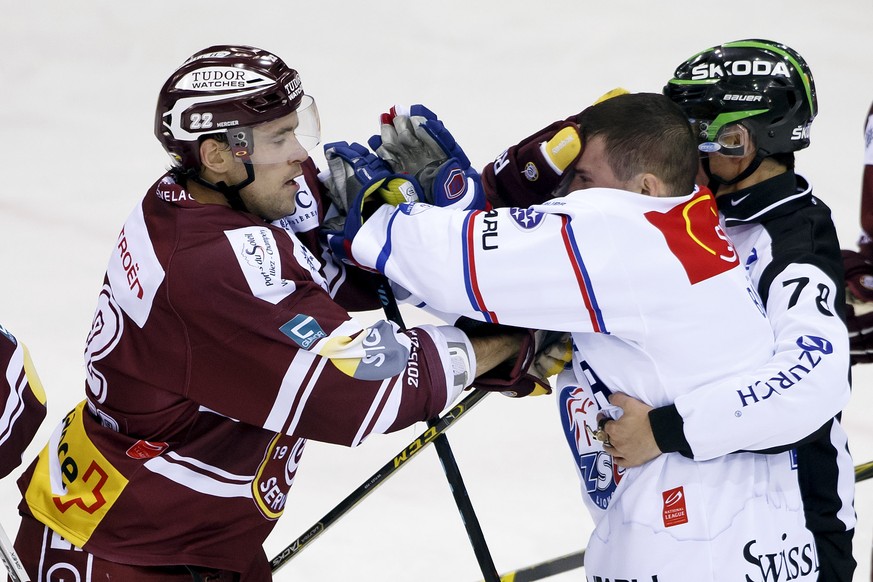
xmin=192 ymin=160 xmax=256 ymax=213
xmin=703 ymin=151 xmax=765 ymax=193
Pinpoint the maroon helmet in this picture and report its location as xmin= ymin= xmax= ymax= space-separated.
xmin=155 ymin=45 xmax=320 ymax=171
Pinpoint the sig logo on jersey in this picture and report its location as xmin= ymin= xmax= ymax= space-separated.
xmin=645 ymin=192 xmax=738 ymax=284
xmin=280 ymin=314 xmax=327 ymax=349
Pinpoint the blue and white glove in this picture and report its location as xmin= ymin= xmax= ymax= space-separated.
xmin=368 ymin=105 xmax=486 ymax=211
xmin=320 ymin=141 xmax=421 ymax=264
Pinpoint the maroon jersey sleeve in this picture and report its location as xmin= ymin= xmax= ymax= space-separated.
xmin=167 ymin=212 xmax=466 ymax=447
xmin=860 ymin=101 xmax=873 ymax=259
xmin=0 ymin=325 xmax=47 ymax=478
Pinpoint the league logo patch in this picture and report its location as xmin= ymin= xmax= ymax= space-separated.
xmin=280 ymin=315 xmax=327 ymax=349
xmin=662 ymin=486 xmax=689 ymax=527
xmin=126 ymin=440 xmax=169 ymax=460
xmin=509 ymin=207 xmax=545 ymax=230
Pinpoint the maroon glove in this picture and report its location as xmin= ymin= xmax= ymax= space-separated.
xmin=481 ymin=120 xmax=582 ymax=209
xmin=842 ymin=249 xmax=873 ymax=364
xmin=454 ymin=317 xmax=551 ymax=397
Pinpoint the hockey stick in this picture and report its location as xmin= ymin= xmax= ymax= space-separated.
xmin=475 ymin=457 xmax=873 ymax=582
xmin=0 ymin=523 xmax=29 ymax=582
xmin=375 ymin=279 xmax=500 ymax=581
xmin=269 ymin=387 xmax=489 ymax=572
xmin=492 ymin=549 xmax=585 ymax=582
xmin=856 ymin=458 xmax=873 ymax=483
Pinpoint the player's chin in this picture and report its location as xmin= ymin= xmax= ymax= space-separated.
xmin=278 ymin=182 xmax=300 ymax=214
xmin=283 ymin=178 xmax=300 ymax=194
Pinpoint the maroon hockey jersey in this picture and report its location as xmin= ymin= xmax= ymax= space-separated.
xmin=17 ymin=160 xmax=473 ymax=572
xmin=0 ymin=324 xmax=46 ymax=478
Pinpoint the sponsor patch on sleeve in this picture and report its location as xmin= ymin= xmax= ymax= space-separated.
xmin=280 ymin=315 xmax=327 ymax=349
xmin=225 ymin=226 xmax=296 ymax=304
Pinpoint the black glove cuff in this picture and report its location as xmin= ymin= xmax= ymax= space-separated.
xmin=649 ymin=404 xmax=693 ymax=458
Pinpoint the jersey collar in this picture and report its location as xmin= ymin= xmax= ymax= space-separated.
xmin=716 ymin=171 xmax=813 ymax=225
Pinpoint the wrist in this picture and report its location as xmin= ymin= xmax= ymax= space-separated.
xmin=648 ymin=404 xmax=693 ymax=457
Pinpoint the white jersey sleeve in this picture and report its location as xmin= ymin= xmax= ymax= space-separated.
xmin=353 ymin=199 xmax=642 ymax=335
xmin=352 ymin=188 xmax=751 ymax=349
xmin=673 ymin=261 xmax=851 ymax=460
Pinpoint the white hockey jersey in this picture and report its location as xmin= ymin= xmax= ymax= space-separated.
xmin=353 ymin=187 xmax=821 ymax=581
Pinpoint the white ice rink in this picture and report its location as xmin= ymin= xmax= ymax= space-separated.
xmin=2 ymin=1 xmax=873 ymax=579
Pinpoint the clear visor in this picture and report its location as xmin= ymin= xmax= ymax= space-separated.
xmin=229 ymin=95 xmax=321 ymax=164
xmin=692 ymin=120 xmax=752 ymax=158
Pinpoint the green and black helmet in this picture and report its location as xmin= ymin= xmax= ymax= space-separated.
xmin=665 ymin=39 xmax=817 ymax=158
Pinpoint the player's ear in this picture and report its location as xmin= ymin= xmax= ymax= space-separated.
xmin=635 ymin=173 xmax=669 ymax=197
xmin=199 ymin=138 xmax=234 ymax=175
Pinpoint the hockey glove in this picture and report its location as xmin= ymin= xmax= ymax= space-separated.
xmin=531 ymin=330 xmax=573 ymax=379
xmin=480 ymin=88 xmax=629 ymax=208
xmin=320 ymin=141 xmax=421 ymax=264
xmin=842 ymin=249 xmax=873 ymax=364
xmin=368 ymin=105 xmax=486 ymax=211
xmin=481 ymin=121 xmax=582 ymax=208
xmin=455 ymin=317 xmax=558 ymax=398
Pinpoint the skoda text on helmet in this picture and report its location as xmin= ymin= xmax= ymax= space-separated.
xmin=664 ymin=39 xmax=817 ymax=165
xmin=154 ymin=45 xmax=321 ymax=210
